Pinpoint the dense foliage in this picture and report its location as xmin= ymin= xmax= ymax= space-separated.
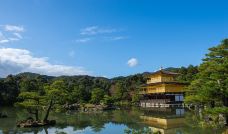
xmin=0 ymin=65 xmax=198 ymax=107
xmin=166 ymin=65 xmax=198 ymax=83
xmin=185 ymin=39 xmax=228 ymax=127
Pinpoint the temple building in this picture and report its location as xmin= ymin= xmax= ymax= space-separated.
xmin=139 ymin=69 xmax=187 ymax=107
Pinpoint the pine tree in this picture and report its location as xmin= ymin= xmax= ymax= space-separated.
xmin=185 ymin=39 xmax=228 ymax=126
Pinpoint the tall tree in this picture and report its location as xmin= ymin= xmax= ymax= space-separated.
xmin=43 ymin=80 xmax=67 ymax=122
xmin=90 ymin=88 xmax=105 ymax=104
xmin=113 ymin=82 xmax=128 ymax=101
xmin=1 ymin=75 xmax=19 ymax=105
xmin=185 ymin=39 xmax=228 ymax=126
xmin=16 ymin=92 xmax=44 ymax=121
xmin=16 ymin=80 xmax=67 ymax=122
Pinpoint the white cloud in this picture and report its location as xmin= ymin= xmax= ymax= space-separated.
xmin=0 ymin=24 xmax=25 ymax=44
xmin=0 ymin=32 xmax=22 ymax=44
xmin=13 ymin=33 xmax=23 ymax=39
xmin=107 ymin=36 xmax=128 ymax=41
xmin=0 ymin=39 xmax=9 ymax=44
xmin=111 ymin=36 xmax=126 ymax=41
xmin=8 ymin=37 xmax=20 ymax=41
xmin=127 ymin=58 xmax=138 ymax=67
xmin=3 ymin=25 xmax=24 ymax=32
xmin=0 ymin=48 xmax=90 ymax=77
xmin=68 ymin=50 xmax=75 ymax=57
xmin=78 ymin=26 xmax=128 ymax=42
xmin=0 ymin=32 xmax=9 ymax=44
xmin=80 ymin=26 xmax=117 ymax=35
xmin=75 ymin=38 xmax=91 ymax=43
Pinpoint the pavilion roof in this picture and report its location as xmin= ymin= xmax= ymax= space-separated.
xmin=146 ymin=70 xmax=179 ymax=77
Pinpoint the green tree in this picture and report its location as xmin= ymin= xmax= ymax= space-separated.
xmin=16 ymin=92 xmax=44 ymax=121
xmin=1 ymin=75 xmax=19 ymax=105
xmin=131 ymin=93 xmax=140 ymax=104
xmin=166 ymin=65 xmax=198 ymax=82
xmin=90 ymin=88 xmax=105 ymax=104
xmin=16 ymin=80 xmax=67 ymax=122
xmin=43 ymin=80 xmax=67 ymax=122
xmin=185 ymin=39 xmax=228 ymax=126
xmin=101 ymin=95 xmax=114 ymax=106
xmin=0 ymin=80 xmax=4 ymax=105
xmin=113 ymin=82 xmax=128 ymax=101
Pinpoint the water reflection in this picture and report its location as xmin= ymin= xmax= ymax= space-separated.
xmin=140 ymin=108 xmax=185 ymax=134
xmin=0 ymin=107 xmax=226 ymax=134
xmin=0 ymin=107 xmax=146 ymax=134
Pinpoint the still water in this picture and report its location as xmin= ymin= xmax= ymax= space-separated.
xmin=0 ymin=107 xmax=226 ymax=134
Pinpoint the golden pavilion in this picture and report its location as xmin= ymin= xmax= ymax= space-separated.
xmin=139 ymin=69 xmax=187 ymax=107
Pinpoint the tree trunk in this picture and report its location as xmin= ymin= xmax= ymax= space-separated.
xmin=35 ymin=110 xmax=39 ymax=121
xmin=218 ymin=80 xmax=228 ymax=126
xmin=43 ymin=100 xmax=53 ymax=122
xmin=222 ymin=96 xmax=228 ymax=126
xmin=210 ymin=101 xmax=215 ymax=108
xmin=27 ymin=109 xmax=39 ymax=121
xmin=44 ymin=128 xmax=48 ymax=134
xmin=222 ymin=96 xmax=228 ymax=106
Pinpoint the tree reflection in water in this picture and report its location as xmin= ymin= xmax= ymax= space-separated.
xmin=0 ymin=107 xmax=227 ymax=134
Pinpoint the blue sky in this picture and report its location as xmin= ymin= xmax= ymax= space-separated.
xmin=0 ymin=0 xmax=227 ymax=78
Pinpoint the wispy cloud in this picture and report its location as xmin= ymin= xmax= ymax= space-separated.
xmin=13 ymin=33 xmax=23 ymax=39
xmin=0 ymin=24 xmax=25 ymax=44
xmin=0 ymin=48 xmax=90 ymax=77
xmin=127 ymin=58 xmax=139 ymax=67
xmin=0 ymin=32 xmax=9 ymax=44
xmin=75 ymin=38 xmax=91 ymax=43
xmin=105 ymin=36 xmax=128 ymax=41
xmin=74 ymin=26 xmax=127 ymax=44
xmin=68 ymin=50 xmax=75 ymax=57
xmin=80 ymin=26 xmax=117 ymax=35
xmin=3 ymin=25 xmax=24 ymax=32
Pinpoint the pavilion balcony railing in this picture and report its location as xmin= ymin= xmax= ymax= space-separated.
xmin=140 ymin=99 xmax=171 ymax=104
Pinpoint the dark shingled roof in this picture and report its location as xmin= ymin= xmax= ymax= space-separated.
xmin=146 ymin=69 xmax=179 ymax=77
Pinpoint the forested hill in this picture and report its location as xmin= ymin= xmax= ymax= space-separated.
xmin=0 ymin=65 xmax=198 ymax=105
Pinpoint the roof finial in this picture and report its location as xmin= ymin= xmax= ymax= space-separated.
xmin=160 ymin=66 xmax=163 ymax=70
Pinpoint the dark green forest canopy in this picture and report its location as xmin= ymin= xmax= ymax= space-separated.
xmin=0 ymin=65 xmax=198 ymax=106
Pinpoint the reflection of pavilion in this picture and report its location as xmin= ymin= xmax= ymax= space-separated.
xmin=140 ymin=108 xmax=185 ymax=134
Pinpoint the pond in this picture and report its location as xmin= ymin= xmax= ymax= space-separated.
xmin=0 ymin=107 xmax=226 ymax=134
